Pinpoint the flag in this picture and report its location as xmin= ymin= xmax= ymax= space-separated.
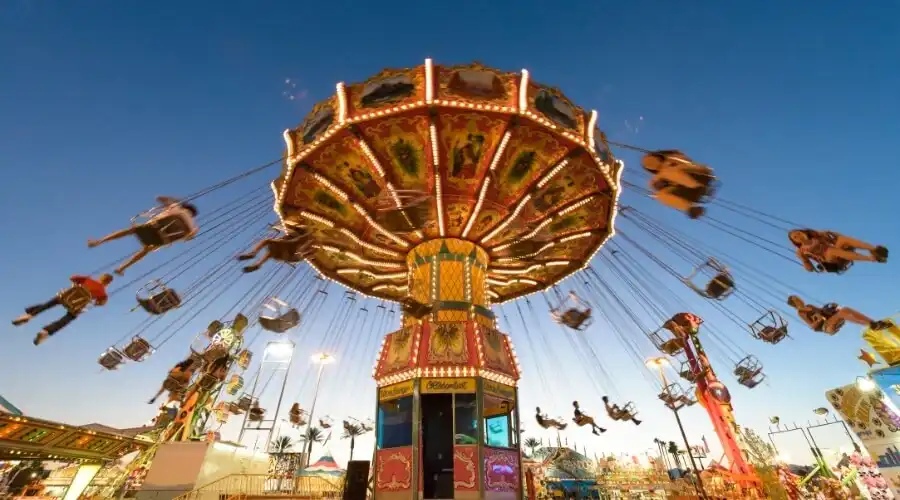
xmin=702 ymin=436 xmax=710 ymax=453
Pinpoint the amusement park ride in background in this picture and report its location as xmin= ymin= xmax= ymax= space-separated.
xmin=10 ymin=58 xmax=896 ymax=499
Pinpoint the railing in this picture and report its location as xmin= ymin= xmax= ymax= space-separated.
xmin=172 ymin=474 xmax=343 ymax=500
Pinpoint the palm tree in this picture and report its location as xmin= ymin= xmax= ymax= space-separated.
xmin=272 ymin=435 xmax=295 ymax=455
xmin=524 ymin=437 xmax=541 ymax=458
xmin=668 ymin=441 xmax=683 ymax=470
xmin=342 ymin=422 xmax=366 ymax=461
xmin=301 ymin=426 xmax=325 ymax=467
xmin=270 ymin=436 xmax=294 ymax=491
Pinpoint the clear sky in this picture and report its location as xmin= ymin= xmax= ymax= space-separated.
xmin=2 ymin=1 xmax=899 ymax=469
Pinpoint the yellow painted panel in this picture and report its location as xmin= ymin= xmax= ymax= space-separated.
xmin=421 ymin=378 xmax=476 ymax=393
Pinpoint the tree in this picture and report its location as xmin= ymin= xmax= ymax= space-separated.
xmin=342 ymin=422 xmax=365 ymax=461
xmin=739 ymin=427 xmax=776 ymax=465
xmin=301 ymin=426 xmax=325 ymax=466
xmin=269 ymin=436 xmax=295 ymax=491
xmin=668 ymin=441 xmax=683 ymax=469
xmin=271 ymin=435 xmax=295 ymax=455
xmin=739 ymin=428 xmax=788 ymax=500
xmin=524 ymin=437 xmax=541 ymax=457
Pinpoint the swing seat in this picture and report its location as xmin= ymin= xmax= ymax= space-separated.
xmin=236 ymin=349 xmax=253 ymax=370
xmin=816 ymin=259 xmax=853 ymax=274
xmin=122 ymin=336 xmax=154 ymax=362
xmin=551 ymin=292 xmax=593 ymax=330
xmin=249 ymin=408 xmax=266 ymax=422
xmin=270 ymin=233 xmax=315 ymax=263
xmin=553 ymin=308 xmax=593 ymax=330
xmin=226 ymin=375 xmax=244 ymax=395
xmin=98 ymin=348 xmax=126 ymax=371
xmin=226 ymin=402 xmax=244 ymax=415
xmin=137 ymin=286 xmax=182 ymax=315
xmin=236 ymin=395 xmax=253 ymax=411
xmin=133 ymin=214 xmax=192 ymax=247
xmin=58 ymin=286 xmax=93 ymax=314
xmin=259 ymin=308 xmax=301 ymax=333
xmin=659 ymin=383 xmax=691 ymax=411
xmin=649 ymin=329 xmax=685 ymax=356
xmin=739 ymin=374 xmax=765 ymax=389
xmin=401 ymin=298 xmax=432 ymax=319
xmin=734 ymin=355 xmax=764 ymax=388
xmin=678 ymin=361 xmax=704 ymax=383
xmin=319 ymin=417 xmax=333 ymax=429
xmin=705 ymin=272 xmax=735 ymax=300
xmin=759 ymin=325 xmax=788 ymax=344
xmin=361 ymin=419 xmax=375 ymax=432
xmin=290 ymin=413 xmax=307 ymax=426
xmin=750 ymin=311 xmax=788 ymax=344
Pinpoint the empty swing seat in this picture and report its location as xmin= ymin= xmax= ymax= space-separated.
xmin=750 ymin=310 xmax=789 ymax=344
xmin=134 ymin=215 xmax=192 ymax=247
xmin=259 ymin=308 xmax=301 ymax=333
xmin=249 ymin=406 xmax=265 ymax=422
xmin=706 ymin=272 xmax=735 ymax=299
xmin=236 ymin=395 xmax=253 ymax=411
xmin=98 ymin=348 xmax=126 ymax=371
xmin=59 ymin=286 xmax=93 ymax=314
xmin=138 ymin=287 xmax=182 ymax=315
xmin=122 ymin=336 xmax=154 ymax=362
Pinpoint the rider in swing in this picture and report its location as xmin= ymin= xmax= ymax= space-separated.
xmin=535 ymin=407 xmax=567 ymax=430
xmin=237 ymin=226 xmax=313 ymax=273
xmin=88 ymin=196 xmax=199 ymax=275
xmin=12 ymin=273 xmax=113 ymax=345
xmin=642 ymin=150 xmax=716 ymax=219
xmin=787 ymin=295 xmax=891 ymax=335
xmin=149 ymin=357 xmax=198 ymax=404
xmin=789 ymin=229 xmax=888 ymax=273
xmin=602 ymin=396 xmax=642 ymax=426
xmin=572 ymin=401 xmax=606 ymax=435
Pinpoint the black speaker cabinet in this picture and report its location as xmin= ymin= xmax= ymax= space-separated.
xmin=343 ymin=460 xmax=370 ymax=500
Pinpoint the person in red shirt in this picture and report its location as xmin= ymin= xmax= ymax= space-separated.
xmin=11 ymin=273 xmax=113 ymax=345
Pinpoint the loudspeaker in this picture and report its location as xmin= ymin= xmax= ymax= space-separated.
xmin=343 ymin=460 xmax=370 ymax=500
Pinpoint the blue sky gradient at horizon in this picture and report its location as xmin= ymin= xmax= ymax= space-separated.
xmin=1 ymin=1 xmax=899 ymax=467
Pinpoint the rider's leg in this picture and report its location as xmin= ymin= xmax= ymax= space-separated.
xmin=88 ymin=227 xmax=138 ymax=248
xmin=115 ymin=247 xmax=153 ymax=276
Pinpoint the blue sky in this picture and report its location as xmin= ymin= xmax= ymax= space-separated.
xmin=1 ymin=1 xmax=899 ymax=467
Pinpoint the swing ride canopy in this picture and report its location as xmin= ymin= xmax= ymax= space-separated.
xmin=272 ymin=59 xmax=622 ymax=303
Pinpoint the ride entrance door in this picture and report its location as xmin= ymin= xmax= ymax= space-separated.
xmin=421 ymin=392 xmax=453 ymax=499
xmin=420 ymin=377 xmax=478 ymax=500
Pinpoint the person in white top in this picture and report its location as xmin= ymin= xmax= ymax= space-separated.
xmin=88 ymin=196 xmax=199 ymax=275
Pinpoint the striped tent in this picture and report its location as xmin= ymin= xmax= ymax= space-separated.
xmin=302 ymin=452 xmax=344 ymax=477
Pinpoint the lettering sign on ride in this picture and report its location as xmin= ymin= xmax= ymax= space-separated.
xmin=421 ymin=378 xmax=476 ymax=394
xmin=483 ymin=380 xmax=516 ymax=401
xmin=378 ymin=380 xmax=414 ymax=401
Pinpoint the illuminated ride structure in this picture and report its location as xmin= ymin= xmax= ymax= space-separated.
xmin=272 ymin=59 xmax=621 ymax=500
xmin=652 ymin=314 xmax=760 ymax=488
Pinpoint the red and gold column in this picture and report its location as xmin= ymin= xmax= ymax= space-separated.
xmin=373 ymin=238 xmax=523 ymax=500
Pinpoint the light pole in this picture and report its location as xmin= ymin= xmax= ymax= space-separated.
xmin=303 ymin=352 xmax=335 ymax=468
xmin=237 ymin=340 xmax=295 ymax=446
xmin=646 ymin=357 xmax=707 ymax=500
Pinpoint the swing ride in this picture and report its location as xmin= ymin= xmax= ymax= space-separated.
xmin=11 ymin=58 xmax=897 ymax=500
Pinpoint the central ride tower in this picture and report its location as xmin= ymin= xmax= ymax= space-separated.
xmin=373 ymin=238 xmax=522 ymax=500
xmin=272 ymin=59 xmax=622 ymax=500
